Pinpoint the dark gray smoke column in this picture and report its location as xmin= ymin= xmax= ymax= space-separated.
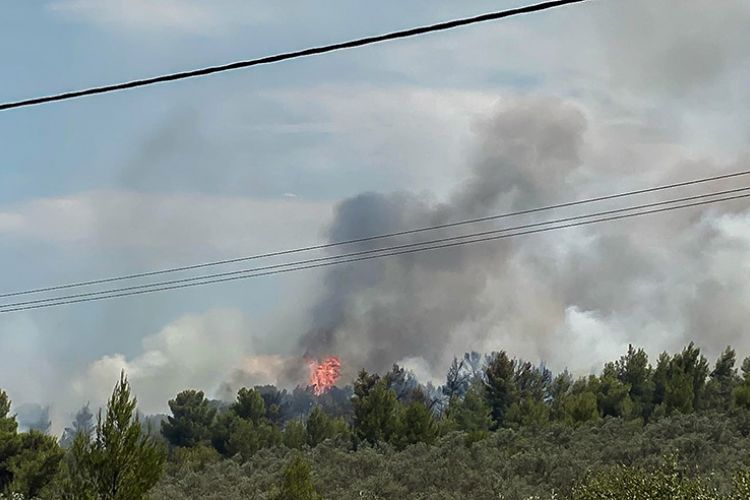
xmin=299 ymin=96 xmax=588 ymax=378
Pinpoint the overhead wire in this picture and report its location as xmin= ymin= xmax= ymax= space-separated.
xmin=2 ymin=188 xmax=747 ymax=313
xmin=0 ymin=0 xmax=590 ymax=111
xmin=2 ymin=0 xmax=742 ymax=317
xmin=3 ymin=168 xmax=749 ymax=300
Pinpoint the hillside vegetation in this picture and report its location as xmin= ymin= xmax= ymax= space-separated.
xmin=5 ymin=343 xmax=750 ymax=498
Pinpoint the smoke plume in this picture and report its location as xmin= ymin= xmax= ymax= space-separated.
xmin=291 ymin=95 xmax=750 ymax=381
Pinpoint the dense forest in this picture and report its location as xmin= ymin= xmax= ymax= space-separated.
xmin=5 ymin=343 xmax=750 ymax=499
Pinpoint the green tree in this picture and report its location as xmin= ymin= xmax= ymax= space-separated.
xmin=209 ymin=411 xmax=236 ymax=457
xmin=549 ymin=371 xmax=573 ymax=421
xmin=741 ymin=357 xmax=750 ymax=381
xmin=213 ymin=387 xmax=282 ymax=461
xmin=506 ymin=361 xmax=552 ymax=428
xmin=734 ymin=385 xmax=750 ymax=409
xmin=56 ymin=431 xmax=96 ymax=500
xmin=0 ymin=390 xmax=62 ymax=498
xmin=393 ymin=400 xmax=438 ymax=449
xmin=615 ymin=345 xmax=654 ymax=419
xmin=352 ymin=371 xmax=400 ymax=446
xmin=654 ymin=345 xmax=710 ymax=415
xmin=595 ymin=368 xmax=634 ymax=419
xmin=226 ymin=418 xmax=265 ymax=461
xmin=384 ymin=364 xmax=418 ymax=402
xmin=705 ymin=347 xmax=739 ymax=411
xmin=664 ymin=368 xmax=694 ymax=414
xmin=514 ymin=361 xmax=551 ymax=403
xmin=231 ymin=388 xmax=267 ymax=425
xmin=273 ymin=453 xmax=321 ymax=500
xmin=222 ymin=416 xmax=281 ymax=461
xmin=161 ymin=389 xmax=216 ymax=448
xmin=733 ymin=357 xmax=750 ymax=409
xmin=445 ymin=383 xmax=492 ymax=444
xmin=665 ymin=342 xmax=709 ymax=414
xmin=0 ymin=390 xmax=19 ymax=491
xmin=443 ymin=357 xmax=469 ymax=400
xmin=505 ymin=396 xmax=550 ymax=429
xmin=305 ymin=407 xmax=335 ymax=448
xmin=257 ymin=386 xmax=287 ymax=425
xmin=483 ymin=351 xmax=519 ymax=429
xmin=61 ymin=371 xmax=166 ymax=500
xmin=562 ymin=389 xmax=600 ymax=426
xmin=6 ymin=430 xmax=63 ymax=498
xmin=652 ymin=352 xmax=671 ymax=409
xmin=283 ymin=420 xmax=307 ymax=450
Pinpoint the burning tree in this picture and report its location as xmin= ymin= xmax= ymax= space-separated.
xmin=308 ymin=356 xmax=342 ymax=396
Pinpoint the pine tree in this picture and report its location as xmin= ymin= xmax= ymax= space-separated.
xmin=668 ymin=342 xmax=709 ymax=413
xmin=232 ymin=388 xmax=267 ymax=425
xmin=595 ymin=368 xmax=634 ymax=419
xmin=394 ymin=400 xmax=438 ymax=449
xmin=652 ymin=352 xmax=671 ymax=410
xmin=514 ymin=361 xmax=552 ymax=403
xmin=445 ymin=383 xmax=492 ymax=444
xmin=214 ymin=387 xmax=282 ymax=461
xmin=653 ymin=344 xmax=710 ymax=415
xmin=57 ymin=431 xmax=96 ymax=500
xmin=282 ymin=420 xmax=306 ymax=450
xmin=562 ymin=379 xmax=600 ymax=426
xmin=505 ymin=396 xmax=550 ymax=429
xmin=305 ymin=407 xmax=334 ymax=447
xmin=483 ymin=351 xmax=519 ymax=429
xmin=0 ymin=390 xmax=62 ymax=498
xmin=549 ymin=371 xmax=573 ymax=421
xmin=463 ymin=352 xmax=485 ymax=381
xmin=504 ymin=361 xmax=552 ymax=428
xmin=443 ymin=357 xmax=468 ymax=400
xmin=80 ymin=371 xmax=166 ymax=500
xmin=352 ymin=372 xmax=400 ymax=445
xmin=226 ymin=419 xmax=264 ymax=461
xmin=705 ymin=347 xmax=739 ymax=411
xmin=0 ymin=390 xmax=19 ymax=491
xmin=8 ymin=431 xmax=63 ymax=498
xmin=615 ymin=345 xmax=654 ymax=419
xmin=733 ymin=357 xmax=750 ymax=409
xmin=161 ymin=389 xmax=216 ymax=448
xmin=257 ymin=386 xmax=288 ymax=425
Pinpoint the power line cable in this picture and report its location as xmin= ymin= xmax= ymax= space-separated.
xmin=2 ymin=189 xmax=747 ymax=313
xmin=3 ymin=168 xmax=748 ymax=300
xmin=0 ymin=0 xmax=590 ymax=111
xmin=5 ymin=186 xmax=749 ymax=308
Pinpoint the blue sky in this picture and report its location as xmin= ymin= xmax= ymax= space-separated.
xmin=1 ymin=0 xmax=549 ymax=362
xmin=1 ymin=0 xmax=749 ymax=430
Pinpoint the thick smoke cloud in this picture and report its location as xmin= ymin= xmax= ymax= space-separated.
xmin=292 ymin=95 xmax=750 ymax=381
xmin=14 ymin=403 xmax=51 ymax=433
xmin=6 ymin=0 xmax=749 ymax=426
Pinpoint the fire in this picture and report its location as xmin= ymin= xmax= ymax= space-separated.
xmin=308 ymin=356 xmax=341 ymax=396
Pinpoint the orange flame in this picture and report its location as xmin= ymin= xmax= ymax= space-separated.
xmin=308 ymin=356 xmax=341 ymax=396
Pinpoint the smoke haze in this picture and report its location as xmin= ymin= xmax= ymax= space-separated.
xmin=290 ymin=96 xmax=750 ymax=382
xmin=2 ymin=0 xmax=750 ymax=433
